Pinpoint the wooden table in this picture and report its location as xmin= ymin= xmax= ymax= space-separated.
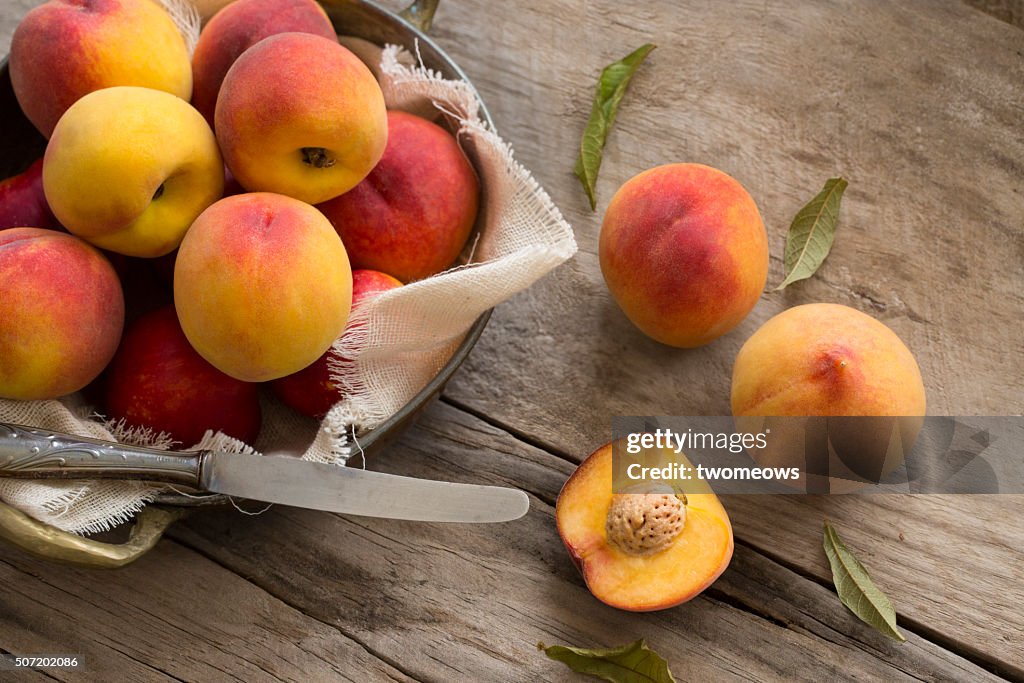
xmin=1 ymin=1 xmax=1022 ymax=680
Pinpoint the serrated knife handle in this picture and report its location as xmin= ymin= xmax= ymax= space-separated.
xmin=0 ymin=422 xmax=207 ymax=486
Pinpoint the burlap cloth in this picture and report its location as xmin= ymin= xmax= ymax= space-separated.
xmin=0 ymin=2 xmax=577 ymax=534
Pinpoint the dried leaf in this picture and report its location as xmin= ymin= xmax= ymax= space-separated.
xmin=574 ymin=44 xmax=656 ymax=210
xmin=775 ymin=177 xmax=848 ymax=290
xmin=540 ymin=639 xmax=675 ymax=682
xmin=823 ymin=521 xmax=906 ymax=642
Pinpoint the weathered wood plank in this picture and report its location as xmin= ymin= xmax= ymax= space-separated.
xmin=0 ymin=0 xmax=1019 ymax=679
xmin=169 ymin=401 xmax=1007 ymax=683
xmin=423 ymin=0 xmax=1024 ymax=669
xmin=963 ymin=0 xmax=1024 ymax=27
xmin=0 ymin=540 xmax=416 ymax=682
xmin=723 ymin=493 xmax=1024 ymax=679
xmin=437 ymin=0 xmax=1024 ymax=442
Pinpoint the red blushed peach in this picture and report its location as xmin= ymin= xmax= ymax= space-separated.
xmin=731 ymin=304 xmax=927 ymax=491
xmin=732 ymin=304 xmax=926 ymax=416
xmin=215 ymin=33 xmax=387 ymax=204
xmin=556 ymin=442 xmax=734 ymax=612
xmin=0 ymin=228 xmax=124 ymax=400
xmin=0 ymin=158 xmax=60 ymax=231
xmin=271 ymin=269 xmax=402 ymax=418
xmin=103 ymin=306 xmax=261 ymax=446
xmin=317 ymin=111 xmax=479 ymax=283
xmin=191 ymin=0 xmax=338 ymax=126
xmin=173 ymin=193 xmax=352 ymax=382
xmin=599 ymin=163 xmax=768 ymax=347
xmin=10 ymin=0 xmax=192 ymax=138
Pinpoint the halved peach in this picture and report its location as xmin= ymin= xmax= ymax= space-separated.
xmin=556 ymin=442 xmax=734 ymax=611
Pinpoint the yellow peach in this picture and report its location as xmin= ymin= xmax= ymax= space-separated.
xmin=556 ymin=442 xmax=734 ymax=611
xmin=43 ymin=86 xmax=224 ymax=258
xmin=731 ymin=304 xmax=927 ymax=491
xmin=173 ymin=193 xmax=352 ymax=382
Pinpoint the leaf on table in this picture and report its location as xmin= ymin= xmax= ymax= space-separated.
xmin=774 ymin=177 xmax=848 ymax=290
xmin=539 ymin=639 xmax=675 ymax=682
xmin=823 ymin=521 xmax=906 ymax=642
xmin=574 ymin=43 xmax=656 ymax=210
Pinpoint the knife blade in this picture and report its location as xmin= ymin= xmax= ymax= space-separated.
xmin=204 ymin=451 xmax=529 ymax=522
xmin=0 ymin=422 xmax=530 ymax=523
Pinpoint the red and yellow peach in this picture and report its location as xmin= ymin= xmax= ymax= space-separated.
xmin=318 ymin=111 xmax=479 ymax=282
xmin=0 ymin=228 xmax=123 ymax=400
xmin=600 ymin=163 xmax=768 ymax=347
xmin=173 ymin=193 xmax=352 ymax=382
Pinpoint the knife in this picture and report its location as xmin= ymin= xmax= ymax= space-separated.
xmin=0 ymin=423 xmax=529 ymax=523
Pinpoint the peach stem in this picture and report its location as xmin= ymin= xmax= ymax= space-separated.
xmin=301 ymin=147 xmax=336 ymax=168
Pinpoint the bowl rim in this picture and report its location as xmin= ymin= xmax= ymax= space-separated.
xmin=322 ymin=0 xmax=495 ymax=453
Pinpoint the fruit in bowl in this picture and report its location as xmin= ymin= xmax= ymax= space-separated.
xmin=173 ymin=193 xmax=353 ymax=383
xmin=318 ymin=110 xmax=480 ymax=283
xmin=43 ymin=86 xmax=224 ymax=258
xmin=215 ymin=32 xmax=388 ymax=204
xmin=191 ymin=0 xmax=338 ymax=125
xmin=0 ymin=0 xmax=490 ymax=459
xmin=0 ymin=158 xmax=59 ymax=231
xmin=0 ymin=228 xmax=124 ymax=400
xmin=9 ymin=0 xmax=193 ymax=138
xmin=103 ymin=306 xmax=262 ymax=446
xmin=272 ymin=269 xmax=403 ymax=418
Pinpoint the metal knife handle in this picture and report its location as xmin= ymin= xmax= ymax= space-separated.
xmin=0 ymin=422 xmax=207 ymax=486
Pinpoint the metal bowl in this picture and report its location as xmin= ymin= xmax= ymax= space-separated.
xmin=0 ymin=0 xmax=492 ymax=566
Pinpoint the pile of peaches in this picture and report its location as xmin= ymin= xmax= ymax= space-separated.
xmin=0 ymin=0 xmax=480 ymax=445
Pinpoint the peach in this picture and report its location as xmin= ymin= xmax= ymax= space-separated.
xmin=0 ymin=158 xmax=60 ymax=231
xmin=271 ymin=269 xmax=402 ymax=418
xmin=556 ymin=441 xmax=734 ymax=611
xmin=173 ymin=193 xmax=352 ymax=382
xmin=599 ymin=163 xmax=768 ymax=347
xmin=191 ymin=0 xmax=338 ymax=126
xmin=215 ymin=33 xmax=387 ymax=205
xmin=10 ymin=0 xmax=192 ymax=138
xmin=318 ymin=111 xmax=480 ymax=283
xmin=0 ymin=228 xmax=124 ymax=400
xmin=43 ymin=87 xmax=224 ymax=257
xmin=103 ymin=306 xmax=261 ymax=446
xmin=731 ymin=304 xmax=926 ymax=490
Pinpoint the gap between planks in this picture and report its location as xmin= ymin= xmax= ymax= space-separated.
xmin=0 ymin=546 xmax=419 ymax=683
xmin=154 ymin=536 xmax=427 ymax=683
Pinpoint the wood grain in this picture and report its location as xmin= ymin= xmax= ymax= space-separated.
xmin=964 ymin=0 xmax=1024 ymax=26
xmin=168 ymin=401 xmax=1006 ymax=682
xmin=426 ymin=0 xmax=1024 ymax=672
xmin=0 ymin=0 xmax=1020 ymax=680
xmin=0 ymin=540 xmax=415 ymax=682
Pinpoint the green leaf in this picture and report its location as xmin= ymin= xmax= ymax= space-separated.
xmin=823 ymin=521 xmax=906 ymax=642
xmin=539 ymin=639 xmax=676 ymax=682
xmin=574 ymin=43 xmax=657 ymax=210
xmin=775 ymin=177 xmax=848 ymax=290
